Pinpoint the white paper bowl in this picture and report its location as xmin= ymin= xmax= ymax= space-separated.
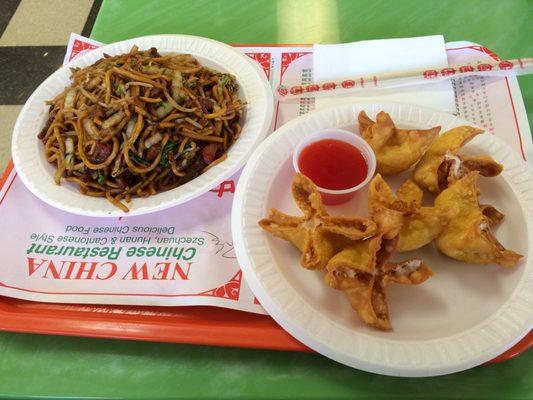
xmin=12 ymin=35 xmax=273 ymax=217
xmin=232 ymin=102 xmax=533 ymax=377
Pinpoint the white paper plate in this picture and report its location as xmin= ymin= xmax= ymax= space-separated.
xmin=12 ymin=34 xmax=273 ymax=217
xmin=232 ymin=102 xmax=533 ymax=377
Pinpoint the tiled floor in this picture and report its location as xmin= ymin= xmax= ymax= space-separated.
xmin=0 ymin=0 xmax=102 ymax=171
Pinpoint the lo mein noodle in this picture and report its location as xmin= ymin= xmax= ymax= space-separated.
xmin=38 ymin=46 xmax=245 ymax=212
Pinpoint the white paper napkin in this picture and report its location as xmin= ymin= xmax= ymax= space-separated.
xmin=313 ymin=35 xmax=456 ymax=113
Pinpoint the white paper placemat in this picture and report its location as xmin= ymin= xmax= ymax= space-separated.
xmin=0 ymin=33 xmax=530 ymax=310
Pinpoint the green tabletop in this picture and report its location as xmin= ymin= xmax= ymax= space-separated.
xmin=1 ymin=1 xmax=532 ymax=398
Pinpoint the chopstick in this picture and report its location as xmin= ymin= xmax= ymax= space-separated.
xmin=276 ymin=57 xmax=533 ymax=100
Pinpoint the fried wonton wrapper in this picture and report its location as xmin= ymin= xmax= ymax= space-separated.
xmin=366 ymin=177 xmax=405 ymax=239
xmin=480 ymin=204 xmax=505 ymax=227
xmin=325 ymin=233 xmax=433 ymax=330
xmin=434 ymin=172 xmax=522 ymax=268
xmin=368 ymin=174 xmax=454 ymax=252
xmin=396 ymin=179 xmax=423 ymax=206
xmin=325 ymin=193 xmax=433 ymax=330
xmin=359 ymin=111 xmax=440 ymax=176
xmin=259 ymin=173 xmax=377 ymax=270
xmin=413 ymin=126 xmax=504 ymax=193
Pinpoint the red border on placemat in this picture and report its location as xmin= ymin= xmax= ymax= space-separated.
xmin=0 ymin=44 xmax=530 ymax=362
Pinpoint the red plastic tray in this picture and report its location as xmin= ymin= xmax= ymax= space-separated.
xmin=0 ymin=296 xmax=531 ymax=363
xmin=2 ymin=47 xmax=532 ymax=363
xmin=0 ymin=298 xmax=307 ymax=351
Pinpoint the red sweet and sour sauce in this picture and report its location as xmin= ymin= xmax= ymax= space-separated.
xmin=298 ymin=139 xmax=368 ymax=190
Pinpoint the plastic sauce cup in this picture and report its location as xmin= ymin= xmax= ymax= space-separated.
xmin=292 ymin=129 xmax=376 ymax=205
